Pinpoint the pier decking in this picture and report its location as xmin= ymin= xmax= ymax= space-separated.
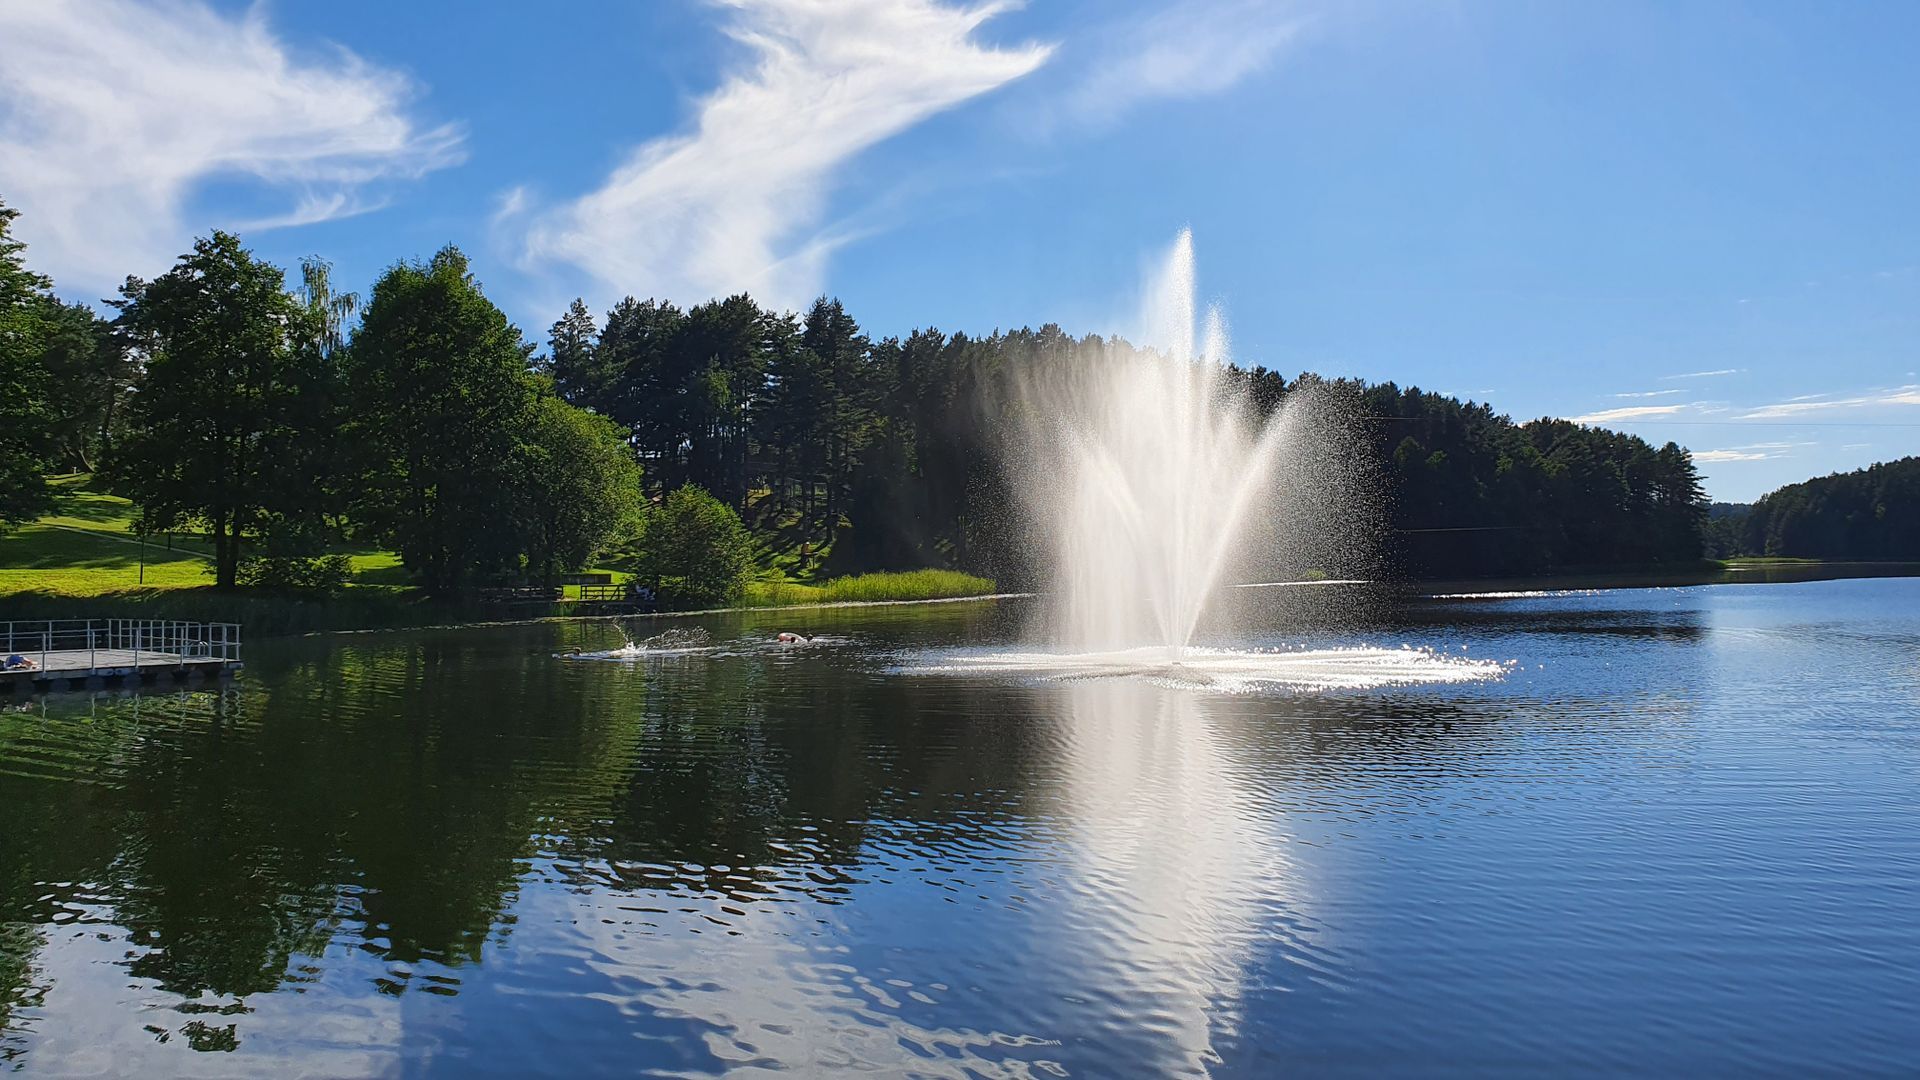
xmin=2 ymin=620 xmax=242 ymax=690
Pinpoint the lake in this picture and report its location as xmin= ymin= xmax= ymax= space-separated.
xmin=3 ymin=577 xmax=1918 ymax=1075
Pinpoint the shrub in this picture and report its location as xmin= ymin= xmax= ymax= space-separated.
xmin=234 ymin=552 xmax=353 ymax=592
xmin=638 ymin=484 xmax=754 ymax=607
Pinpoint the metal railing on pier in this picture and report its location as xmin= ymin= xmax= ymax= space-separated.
xmin=2 ymin=619 xmax=243 ymax=675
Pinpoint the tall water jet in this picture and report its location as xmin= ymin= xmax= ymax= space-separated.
xmin=924 ymin=230 xmax=1506 ymax=690
xmin=1014 ymin=230 xmax=1323 ymax=657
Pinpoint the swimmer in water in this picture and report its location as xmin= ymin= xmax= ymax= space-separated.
xmin=776 ymin=632 xmax=809 ymax=644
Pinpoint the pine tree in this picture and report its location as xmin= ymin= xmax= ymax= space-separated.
xmin=547 ymin=298 xmax=611 ymax=412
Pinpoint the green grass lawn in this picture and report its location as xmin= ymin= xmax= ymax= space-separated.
xmin=0 ymin=520 xmax=215 ymax=595
xmin=5 ymin=477 xmax=997 ymax=621
xmin=7 ymin=476 xmax=412 ymax=597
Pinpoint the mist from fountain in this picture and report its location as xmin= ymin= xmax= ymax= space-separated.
xmin=1025 ymin=230 xmax=1311 ymax=656
xmin=921 ymin=229 xmax=1508 ymax=691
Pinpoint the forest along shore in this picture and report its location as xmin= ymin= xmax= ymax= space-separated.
xmin=1415 ymin=559 xmax=1920 ymax=598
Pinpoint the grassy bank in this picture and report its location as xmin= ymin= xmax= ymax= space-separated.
xmin=1716 ymin=556 xmax=1821 ymax=567
xmin=4 ymin=478 xmax=1001 ymax=635
xmin=741 ymin=569 xmax=998 ymax=607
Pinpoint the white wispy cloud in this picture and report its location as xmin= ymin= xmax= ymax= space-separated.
xmin=1737 ymin=385 xmax=1920 ymax=420
xmin=1570 ymin=404 xmax=1688 ymax=424
xmin=1659 ymin=368 xmax=1745 ymax=381
xmin=1691 ymin=441 xmax=1810 ymax=463
xmin=1043 ymin=0 xmax=1302 ymax=132
xmin=519 ymin=0 xmax=1051 ymax=313
xmin=0 ymin=0 xmax=461 ymax=291
xmin=1612 ymin=389 xmax=1688 ymax=399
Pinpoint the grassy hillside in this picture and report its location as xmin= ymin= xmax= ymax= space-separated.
xmin=1 ymin=475 xmax=407 ymax=596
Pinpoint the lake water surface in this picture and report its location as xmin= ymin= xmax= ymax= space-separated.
xmin=3 ymin=578 xmax=1918 ymax=1075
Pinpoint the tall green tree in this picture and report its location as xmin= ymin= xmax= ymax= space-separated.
xmin=110 ymin=232 xmax=316 ymax=586
xmin=0 ymin=198 xmax=56 ymax=527
xmin=599 ymin=296 xmax=685 ymax=479
xmin=34 ymin=299 xmax=129 ymax=473
xmin=346 ymin=246 xmax=537 ymax=593
xmin=546 ymin=298 xmax=616 ymax=414
xmin=802 ymin=297 xmax=876 ymax=523
xmin=296 ymin=257 xmax=358 ymax=359
xmin=755 ymin=311 xmax=827 ymax=518
xmin=249 ymin=256 xmax=360 ymax=548
xmin=676 ymin=294 xmax=768 ymax=507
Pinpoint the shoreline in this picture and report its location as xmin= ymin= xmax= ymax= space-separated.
xmin=1411 ymin=560 xmax=1920 ymax=598
xmin=8 ymin=562 xmax=1916 ymax=641
xmin=309 ymin=590 xmax=1034 ymax=637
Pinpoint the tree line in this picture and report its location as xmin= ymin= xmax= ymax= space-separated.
xmin=1708 ymin=457 xmax=1920 ymax=560
xmin=3 ymin=196 xmax=1715 ymax=591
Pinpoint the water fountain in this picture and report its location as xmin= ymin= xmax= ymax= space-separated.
xmin=1020 ymin=229 xmax=1307 ymax=656
xmin=932 ymin=230 xmax=1506 ymax=690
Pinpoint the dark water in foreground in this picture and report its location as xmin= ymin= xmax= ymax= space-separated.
xmin=3 ymin=579 xmax=1918 ymax=1076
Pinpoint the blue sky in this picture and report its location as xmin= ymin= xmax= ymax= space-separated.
xmin=3 ymin=0 xmax=1915 ymax=500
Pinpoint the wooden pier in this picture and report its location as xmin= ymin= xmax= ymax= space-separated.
xmin=2 ymin=619 xmax=242 ymax=691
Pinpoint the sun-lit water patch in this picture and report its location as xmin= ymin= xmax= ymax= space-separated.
xmin=559 ymin=626 xmax=718 ymax=661
xmin=559 ymin=625 xmax=848 ymax=662
xmin=1426 ymin=589 xmax=1609 ymax=600
xmin=911 ymin=643 xmax=1510 ymax=692
xmin=1233 ymin=578 xmax=1374 ymax=589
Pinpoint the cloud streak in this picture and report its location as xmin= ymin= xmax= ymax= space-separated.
xmin=1691 ymin=442 xmax=1809 ymax=463
xmin=1612 ymin=388 xmax=1687 ymax=399
xmin=1570 ymin=404 xmax=1687 ymax=424
xmin=1045 ymin=0 xmax=1302 ymax=132
xmin=520 ymin=0 xmax=1050 ymax=313
xmin=1737 ymin=385 xmax=1920 ymax=420
xmin=0 ymin=0 xmax=461 ymax=291
xmin=1659 ymin=368 xmax=1745 ymax=381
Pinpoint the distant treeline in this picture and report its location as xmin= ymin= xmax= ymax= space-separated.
xmin=1358 ymin=389 xmax=1707 ymax=577
xmin=541 ymin=301 xmax=1712 ymax=581
xmin=1709 ymin=457 xmax=1920 ymax=560
xmin=5 ymin=198 xmax=1716 ymax=587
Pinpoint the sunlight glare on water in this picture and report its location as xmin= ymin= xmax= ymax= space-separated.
xmin=916 ymin=643 xmax=1510 ymax=692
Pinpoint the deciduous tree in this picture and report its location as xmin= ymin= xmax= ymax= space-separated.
xmin=639 ymin=483 xmax=753 ymax=606
xmin=518 ymin=396 xmax=643 ymax=588
xmin=110 ymin=231 xmax=315 ymax=586
xmin=345 ymin=246 xmax=537 ymax=593
xmin=0 ymin=198 xmax=56 ymax=526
